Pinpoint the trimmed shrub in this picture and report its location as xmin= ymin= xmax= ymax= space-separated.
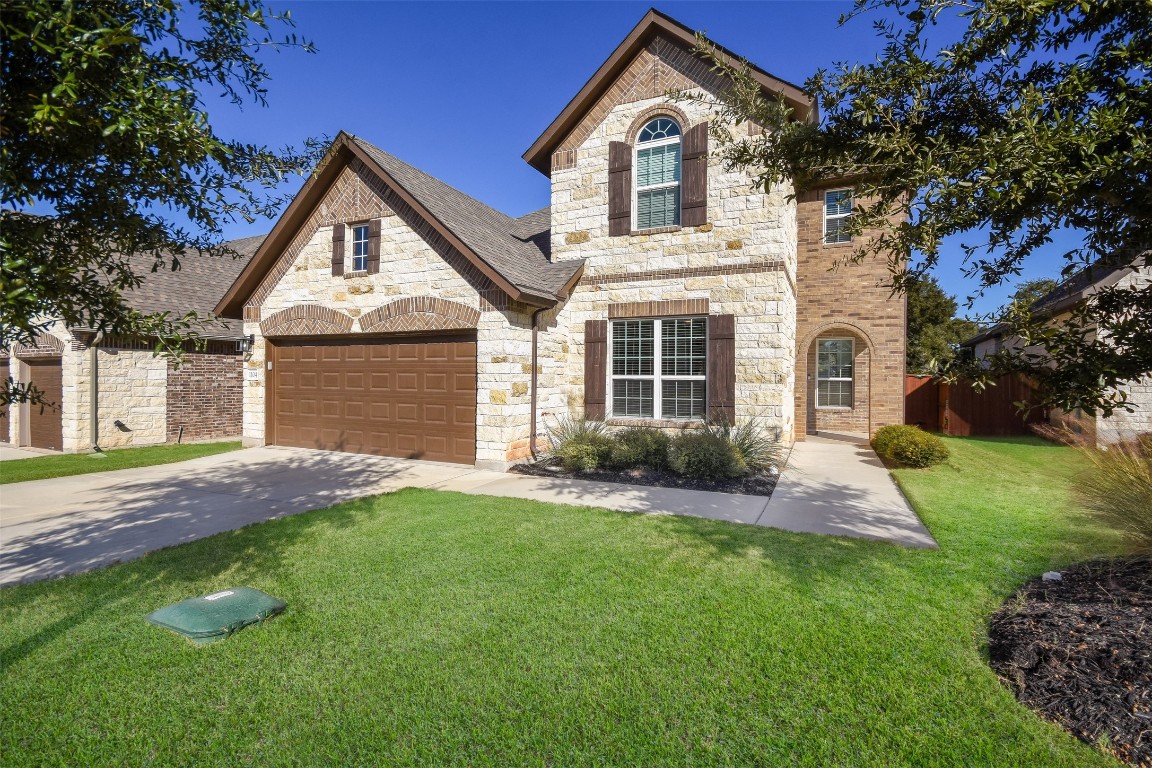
xmin=704 ymin=417 xmax=784 ymax=471
xmin=556 ymin=433 xmax=614 ymax=473
xmin=607 ymin=427 xmax=671 ymax=470
xmin=1076 ymin=435 xmax=1152 ymax=552
xmin=669 ymin=432 xmax=747 ymax=479
xmin=871 ymin=424 xmax=949 ymax=468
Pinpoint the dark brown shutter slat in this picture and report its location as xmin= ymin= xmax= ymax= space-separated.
xmin=682 ymin=123 xmax=709 ymax=227
xmin=707 ymin=314 xmax=735 ymax=424
xmin=367 ymin=218 xmax=382 ymax=274
xmin=584 ymin=319 xmax=607 ymax=420
xmin=608 ymin=141 xmax=632 ymax=237
xmin=331 ymin=223 xmax=346 ymax=276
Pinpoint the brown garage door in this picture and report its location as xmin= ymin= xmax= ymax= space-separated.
xmin=26 ymin=359 xmax=64 ymax=450
xmin=269 ymin=336 xmax=477 ymax=464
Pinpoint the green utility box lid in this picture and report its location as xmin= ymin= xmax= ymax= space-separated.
xmin=146 ymin=587 xmax=286 ymax=644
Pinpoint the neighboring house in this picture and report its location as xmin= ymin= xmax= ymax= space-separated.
xmin=213 ymin=9 xmax=906 ymax=470
xmin=2 ymin=235 xmax=263 ymax=452
xmin=961 ymin=254 xmax=1152 ymax=445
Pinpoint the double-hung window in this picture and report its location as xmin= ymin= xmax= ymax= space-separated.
xmin=635 ymin=118 xmax=682 ymax=230
xmin=816 ymin=338 xmax=854 ymax=408
xmin=823 ymin=189 xmax=852 ymax=244
xmin=610 ymin=317 xmax=706 ymax=420
xmin=351 ymin=223 xmax=370 ymax=272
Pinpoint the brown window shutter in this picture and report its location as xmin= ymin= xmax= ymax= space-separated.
xmin=331 ymin=223 xmax=346 ymax=276
xmin=608 ymin=141 xmax=632 ymax=237
xmin=707 ymin=314 xmax=735 ymax=424
xmin=584 ymin=319 xmax=607 ymax=420
xmin=366 ymin=218 xmax=382 ymax=274
xmin=681 ymin=123 xmax=709 ymax=227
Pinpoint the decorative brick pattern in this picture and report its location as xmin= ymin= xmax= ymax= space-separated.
xmin=581 ymin=260 xmax=788 ymax=287
xmin=243 ymin=305 xmax=261 ymax=323
xmin=166 ymin=351 xmax=243 ymax=442
xmin=359 ymin=297 xmax=481 ymax=333
xmin=624 ymin=103 xmax=692 ymax=143
xmin=12 ymin=332 xmax=64 ymax=359
xmin=554 ymin=36 xmax=730 ymax=160
xmin=794 ymin=188 xmax=905 ymax=439
xmin=608 ymin=299 xmax=708 ymax=318
xmin=260 ymin=304 xmax=355 ymax=336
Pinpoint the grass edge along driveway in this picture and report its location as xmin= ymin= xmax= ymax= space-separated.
xmin=0 ymin=436 xmax=1125 ymax=767
xmin=0 ymin=440 xmax=241 ymax=484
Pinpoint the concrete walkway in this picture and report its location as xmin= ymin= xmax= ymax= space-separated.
xmin=0 ymin=444 xmax=59 ymax=461
xmin=0 ymin=440 xmax=933 ymax=585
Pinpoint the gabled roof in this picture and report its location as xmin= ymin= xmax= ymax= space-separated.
xmin=522 ymin=8 xmax=814 ymax=176
xmin=121 ymin=234 xmax=264 ymax=337
xmin=215 ymin=133 xmax=583 ymax=318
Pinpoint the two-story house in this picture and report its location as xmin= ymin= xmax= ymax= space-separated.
xmin=214 ymin=9 xmax=906 ymax=470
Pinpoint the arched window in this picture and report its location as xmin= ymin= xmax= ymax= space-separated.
xmin=635 ymin=117 xmax=681 ymax=230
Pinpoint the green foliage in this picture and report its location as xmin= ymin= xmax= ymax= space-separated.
xmin=905 ymin=275 xmax=980 ymax=374
xmin=1075 ymin=436 xmax=1152 ymax=552
xmin=607 ymin=427 xmax=671 ymax=470
xmin=703 ymin=417 xmax=784 ymax=471
xmin=668 ymin=432 xmax=747 ymax=479
xmin=0 ymin=0 xmax=322 ymax=405
xmin=872 ymin=425 xmax=950 ymax=468
xmin=1010 ymin=278 xmax=1060 ymax=310
xmin=687 ymin=0 xmax=1152 ymax=416
xmin=545 ymin=416 xmax=613 ymax=472
xmin=0 ymin=441 xmax=241 ymax=485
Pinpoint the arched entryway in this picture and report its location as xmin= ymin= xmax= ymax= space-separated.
xmin=795 ymin=322 xmax=876 ymax=440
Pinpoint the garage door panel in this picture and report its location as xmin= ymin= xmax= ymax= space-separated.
xmin=272 ymin=337 xmax=476 ymax=464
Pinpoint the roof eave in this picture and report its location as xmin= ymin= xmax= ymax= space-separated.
xmin=522 ymin=8 xmax=814 ymax=177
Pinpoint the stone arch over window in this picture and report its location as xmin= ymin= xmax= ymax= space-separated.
xmin=795 ymin=321 xmax=877 ymax=439
xmin=624 ymin=104 xmax=692 ymax=144
xmin=260 ymin=304 xmax=355 ymax=337
xmin=358 ymin=297 xmax=481 ymax=334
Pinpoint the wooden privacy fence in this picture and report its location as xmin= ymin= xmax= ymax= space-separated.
xmin=904 ymin=374 xmax=1046 ymax=436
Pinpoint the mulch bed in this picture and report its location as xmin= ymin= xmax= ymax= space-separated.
xmin=509 ymin=462 xmax=778 ymax=498
xmin=988 ymin=557 xmax=1152 ymax=767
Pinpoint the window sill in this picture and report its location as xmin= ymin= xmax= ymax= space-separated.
xmin=607 ymin=417 xmax=704 ymax=429
xmin=342 ymin=270 xmax=369 ymax=279
xmin=821 ymin=240 xmax=854 ymax=248
xmin=629 ymin=226 xmax=683 ymax=236
xmin=815 ymin=406 xmax=854 ymax=411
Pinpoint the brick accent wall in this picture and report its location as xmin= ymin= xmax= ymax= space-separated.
xmin=795 ymin=188 xmax=905 ymax=439
xmin=166 ymin=351 xmax=243 ymax=442
xmin=260 ymin=304 xmax=355 ymax=336
xmin=359 ymin=296 xmax=481 ymax=333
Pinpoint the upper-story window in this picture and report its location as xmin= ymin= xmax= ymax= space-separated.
xmin=635 ymin=117 xmax=682 ymax=230
xmin=351 ymin=223 xmax=370 ymax=271
xmin=823 ymin=189 xmax=853 ymax=244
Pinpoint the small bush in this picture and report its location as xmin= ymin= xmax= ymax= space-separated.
xmin=871 ymin=424 xmax=950 ymax=468
xmin=557 ymin=437 xmax=614 ymax=473
xmin=607 ymin=427 xmax=671 ymax=470
xmin=543 ymin=416 xmax=611 ymax=468
xmin=669 ymin=432 xmax=747 ymax=479
xmin=704 ymin=417 xmax=784 ymax=471
xmin=1076 ymin=435 xmax=1152 ymax=552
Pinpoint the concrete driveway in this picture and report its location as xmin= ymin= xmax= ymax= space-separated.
xmin=1 ymin=439 xmax=934 ymax=586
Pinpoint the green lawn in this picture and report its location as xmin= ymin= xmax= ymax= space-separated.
xmin=0 ymin=441 xmax=242 ymax=484
xmin=0 ymin=437 xmax=1124 ymax=767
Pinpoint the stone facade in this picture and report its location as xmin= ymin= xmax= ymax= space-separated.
xmin=794 ymin=189 xmax=906 ymax=439
xmin=4 ymin=326 xmax=244 ymax=452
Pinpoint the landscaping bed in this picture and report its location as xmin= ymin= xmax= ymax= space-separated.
xmin=989 ymin=557 xmax=1152 ymax=767
xmin=510 ymin=461 xmax=778 ymax=497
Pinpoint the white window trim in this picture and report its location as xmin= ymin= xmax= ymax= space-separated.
xmin=633 ymin=128 xmax=682 ymax=232
xmin=815 ymin=337 xmax=854 ymax=409
xmin=608 ymin=316 xmax=707 ymax=421
xmin=349 ymin=222 xmax=370 ymax=272
xmin=823 ymin=188 xmax=853 ymax=245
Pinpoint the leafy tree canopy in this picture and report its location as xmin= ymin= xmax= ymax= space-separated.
xmin=692 ymin=0 xmax=1152 ymax=415
xmin=906 ymin=275 xmax=980 ymax=374
xmin=0 ymin=0 xmax=321 ymax=404
xmin=1009 ymin=277 xmax=1060 ymax=309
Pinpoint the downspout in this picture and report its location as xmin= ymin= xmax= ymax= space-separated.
xmin=89 ymin=331 xmax=104 ymax=452
xmin=529 ymin=308 xmax=544 ymax=461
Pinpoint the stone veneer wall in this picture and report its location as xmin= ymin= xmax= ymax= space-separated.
xmin=167 ymin=350 xmax=243 ymax=443
xmin=545 ymin=87 xmax=799 ymax=441
xmin=794 ymin=188 xmax=906 ymax=439
xmin=243 ymin=162 xmax=539 ymax=469
xmin=92 ymin=340 xmax=170 ymax=449
xmin=1092 ymin=267 xmax=1152 ymax=444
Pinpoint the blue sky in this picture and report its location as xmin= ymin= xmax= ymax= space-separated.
xmin=211 ymin=1 xmax=1074 ymax=318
